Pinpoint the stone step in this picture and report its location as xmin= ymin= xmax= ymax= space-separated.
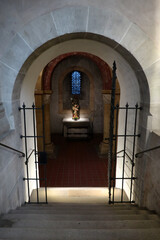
xmin=0 ymin=227 xmax=160 ymax=240
xmin=12 ymin=209 xmax=149 ymax=215
xmin=20 ymin=203 xmax=139 ymax=210
xmin=5 ymin=219 xmax=160 ymax=229
xmin=2 ymin=213 xmax=159 ymax=221
xmin=21 ymin=202 xmax=138 ymax=207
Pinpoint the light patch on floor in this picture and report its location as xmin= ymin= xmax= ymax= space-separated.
xmin=30 ymin=187 xmax=129 ymax=204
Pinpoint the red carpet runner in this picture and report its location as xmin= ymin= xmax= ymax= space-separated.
xmin=39 ymin=135 xmax=108 ymax=187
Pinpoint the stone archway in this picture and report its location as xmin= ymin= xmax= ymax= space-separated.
xmin=16 ymin=36 xmax=146 ymax=204
xmin=2 ymin=4 xmax=160 ymax=214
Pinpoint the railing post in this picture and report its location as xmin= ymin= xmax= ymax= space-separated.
xmin=22 ymin=103 xmax=30 ymax=203
xmin=121 ymin=103 xmax=129 ymax=202
xmin=32 ymin=103 xmax=39 ymax=203
xmin=130 ymin=103 xmax=138 ymax=202
xmin=112 ymin=103 xmax=119 ymax=202
xmin=42 ymin=104 xmax=48 ymax=204
xmin=108 ymin=61 xmax=117 ymax=204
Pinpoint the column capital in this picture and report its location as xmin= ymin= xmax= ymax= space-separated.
xmin=103 ymin=94 xmax=111 ymax=104
xmin=34 ymin=90 xmax=44 ymax=95
xmin=43 ymin=90 xmax=52 ymax=95
xmin=35 ymin=90 xmax=52 ymax=95
xmin=43 ymin=94 xmax=51 ymax=104
xmin=102 ymin=90 xmax=111 ymax=94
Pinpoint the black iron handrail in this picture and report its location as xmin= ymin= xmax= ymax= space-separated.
xmin=0 ymin=142 xmax=25 ymax=157
xmin=135 ymin=145 xmax=160 ymax=158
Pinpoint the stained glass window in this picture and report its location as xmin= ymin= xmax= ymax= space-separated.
xmin=71 ymin=71 xmax=81 ymax=95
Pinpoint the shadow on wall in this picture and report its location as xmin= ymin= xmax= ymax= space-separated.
xmin=135 ymin=130 xmax=160 ymax=215
xmin=0 ymin=102 xmax=10 ymax=138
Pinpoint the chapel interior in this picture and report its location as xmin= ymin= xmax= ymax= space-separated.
xmin=0 ymin=1 xmax=160 ymax=239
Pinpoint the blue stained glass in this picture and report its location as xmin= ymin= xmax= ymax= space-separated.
xmin=71 ymin=71 xmax=81 ymax=95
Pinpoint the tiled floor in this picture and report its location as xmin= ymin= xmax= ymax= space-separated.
xmin=39 ymin=135 xmax=108 ymax=187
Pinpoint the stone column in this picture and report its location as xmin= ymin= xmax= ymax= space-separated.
xmin=43 ymin=91 xmax=55 ymax=156
xmin=35 ymin=90 xmax=44 ymax=153
xmin=99 ymin=90 xmax=111 ymax=155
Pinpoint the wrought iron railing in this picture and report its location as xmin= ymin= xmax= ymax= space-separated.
xmin=108 ymin=61 xmax=142 ymax=204
xmin=19 ymin=103 xmax=48 ymax=204
xmin=117 ymin=150 xmax=134 ymax=165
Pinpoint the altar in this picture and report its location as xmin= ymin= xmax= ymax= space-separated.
xmin=63 ymin=117 xmax=91 ymax=138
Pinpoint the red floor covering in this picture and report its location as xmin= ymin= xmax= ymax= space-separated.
xmin=39 ymin=135 xmax=108 ymax=187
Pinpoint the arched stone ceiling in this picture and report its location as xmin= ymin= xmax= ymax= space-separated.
xmin=20 ymin=38 xmax=141 ymax=107
xmin=17 ymin=33 xmax=149 ymax=107
xmin=42 ymin=52 xmax=112 ymax=91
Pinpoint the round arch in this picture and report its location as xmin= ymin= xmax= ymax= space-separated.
xmin=17 ymin=37 xmax=147 ymax=155
xmin=42 ymin=52 xmax=112 ymax=91
xmin=18 ymin=37 xmax=141 ymax=160
xmin=1 ymin=3 xmax=159 ymax=216
xmin=18 ymin=37 xmax=143 ymax=108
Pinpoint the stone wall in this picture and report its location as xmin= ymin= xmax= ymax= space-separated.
xmin=0 ymin=103 xmax=10 ymax=137
xmin=0 ymin=124 xmax=25 ymax=214
xmin=134 ymin=131 xmax=160 ymax=215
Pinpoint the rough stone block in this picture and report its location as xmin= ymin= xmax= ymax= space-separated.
xmin=0 ymin=102 xmax=5 ymax=118
xmin=145 ymin=59 xmax=160 ymax=87
xmin=149 ymin=85 xmax=160 ymax=104
xmin=0 ymin=116 xmax=10 ymax=136
xmin=0 ymin=128 xmax=29 ymax=214
xmin=52 ymin=6 xmax=89 ymax=36
xmin=0 ymin=63 xmax=17 ymax=100
xmin=120 ymin=23 xmax=147 ymax=53
xmin=87 ymin=7 xmax=131 ymax=43
xmin=0 ymin=29 xmax=15 ymax=59
xmin=19 ymin=13 xmax=58 ymax=50
xmin=149 ymin=103 xmax=160 ymax=123
xmin=135 ymin=71 xmax=150 ymax=104
xmin=0 ymin=63 xmax=19 ymax=129
xmin=0 ymin=1 xmax=22 ymax=58
xmin=115 ymin=44 xmax=142 ymax=72
xmin=133 ymin=38 xmax=160 ymax=70
xmin=0 ymin=34 xmax=32 ymax=72
xmin=12 ymin=73 xmax=25 ymax=101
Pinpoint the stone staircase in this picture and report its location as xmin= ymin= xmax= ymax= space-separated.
xmin=0 ymin=202 xmax=160 ymax=239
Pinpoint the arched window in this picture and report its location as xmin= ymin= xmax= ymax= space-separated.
xmin=71 ymin=71 xmax=81 ymax=95
xmin=63 ymin=70 xmax=90 ymax=110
